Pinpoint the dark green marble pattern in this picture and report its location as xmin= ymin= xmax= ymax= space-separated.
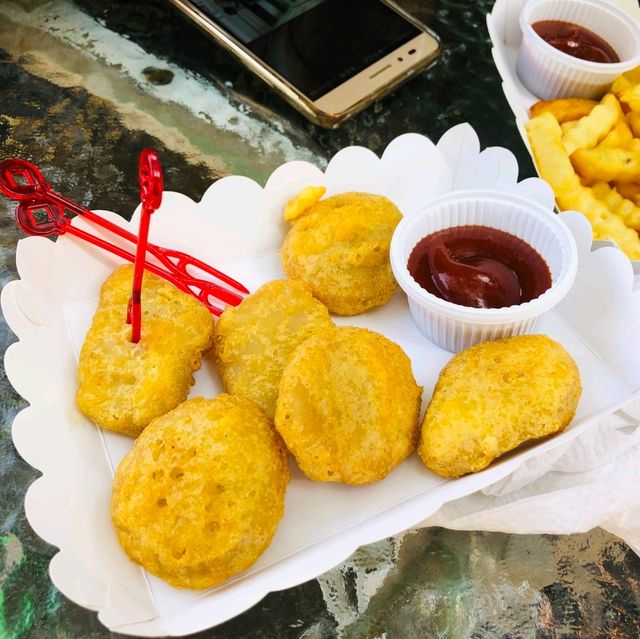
xmin=0 ymin=49 xmax=216 ymax=214
xmin=0 ymin=0 xmax=639 ymax=637
xmin=71 ymin=0 xmax=536 ymax=178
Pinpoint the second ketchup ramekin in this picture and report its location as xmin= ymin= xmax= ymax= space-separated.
xmin=390 ymin=191 xmax=578 ymax=352
xmin=516 ymin=0 xmax=640 ymax=100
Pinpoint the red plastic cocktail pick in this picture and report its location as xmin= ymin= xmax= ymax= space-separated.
xmin=126 ymin=150 xmax=163 ymax=343
xmin=0 ymin=158 xmax=249 ymax=316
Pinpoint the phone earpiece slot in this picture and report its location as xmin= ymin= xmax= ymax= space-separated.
xmin=370 ymin=64 xmax=392 ymax=79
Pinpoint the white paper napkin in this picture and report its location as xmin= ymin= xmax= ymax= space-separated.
xmin=423 ymin=398 xmax=640 ymax=555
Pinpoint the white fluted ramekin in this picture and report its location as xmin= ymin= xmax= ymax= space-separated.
xmin=390 ymin=191 xmax=578 ymax=352
xmin=516 ymin=0 xmax=640 ymax=100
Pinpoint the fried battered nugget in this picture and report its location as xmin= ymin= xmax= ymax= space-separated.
xmin=275 ymin=326 xmax=422 ymax=484
xmin=214 ymin=279 xmax=333 ymax=420
xmin=419 ymin=335 xmax=582 ymax=478
xmin=111 ymin=394 xmax=289 ymax=589
xmin=77 ymin=265 xmax=214 ymax=437
xmin=281 ymin=189 xmax=402 ymax=315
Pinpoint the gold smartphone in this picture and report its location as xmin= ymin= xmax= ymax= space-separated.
xmin=168 ymin=0 xmax=441 ymax=128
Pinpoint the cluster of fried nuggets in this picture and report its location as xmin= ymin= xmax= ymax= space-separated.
xmin=526 ymin=66 xmax=640 ymax=259
xmin=77 ymin=189 xmax=581 ymax=590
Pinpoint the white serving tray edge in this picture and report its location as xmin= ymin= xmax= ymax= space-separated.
xmin=4 ymin=124 xmax=640 ymax=636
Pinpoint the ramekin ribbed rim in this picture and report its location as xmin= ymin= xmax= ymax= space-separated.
xmin=390 ymin=190 xmax=579 ymax=324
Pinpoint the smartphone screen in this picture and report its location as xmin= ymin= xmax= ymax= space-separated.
xmin=188 ymin=0 xmax=423 ymax=100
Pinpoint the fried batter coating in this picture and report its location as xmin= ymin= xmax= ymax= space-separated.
xmin=281 ymin=190 xmax=402 ymax=315
xmin=214 ymin=279 xmax=333 ymax=420
xmin=111 ymin=394 xmax=288 ymax=589
xmin=77 ymin=265 xmax=215 ymax=437
xmin=275 ymin=326 xmax=422 ymax=484
xmin=419 ymin=335 xmax=582 ymax=478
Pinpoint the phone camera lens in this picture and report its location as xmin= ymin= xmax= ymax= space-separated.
xmin=409 ymin=49 xmax=417 ymax=55
xmin=398 ymin=57 xmax=404 ymax=62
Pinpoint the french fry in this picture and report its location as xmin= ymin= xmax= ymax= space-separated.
xmin=561 ymin=121 xmax=580 ymax=136
xmin=284 ymin=185 xmax=326 ymax=221
xmin=597 ymin=120 xmax=634 ymax=149
xmin=611 ymin=66 xmax=640 ymax=97
xmin=619 ymin=85 xmax=640 ymax=112
xmin=591 ymin=182 xmax=640 ymax=229
xmin=622 ymin=66 xmax=640 ymax=84
xmin=612 ymin=76 xmax=634 ymax=97
xmin=571 ymin=146 xmax=640 ymax=183
xmin=526 ymin=68 xmax=640 ymax=262
xmin=557 ymin=187 xmax=640 ymax=259
xmin=525 ymin=113 xmax=581 ymax=196
xmin=614 ymin=181 xmax=640 ymax=207
xmin=627 ymin=112 xmax=640 ymax=138
xmin=530 ymin=98 xmax=597 ymax=123
xmin=562 ymin=94 xmax=623 ymax=155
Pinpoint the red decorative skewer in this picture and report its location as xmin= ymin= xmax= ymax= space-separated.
xmin=126 ymin=150 xmax=163 ymax=343
xmin=0 ymin=157 xmax=249 ymax=321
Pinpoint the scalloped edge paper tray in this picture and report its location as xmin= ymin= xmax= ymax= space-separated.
xmin=3 ymin=124 xmax=640 ymax=636
xmin=487 ymin=0 xmax=640 ymax=275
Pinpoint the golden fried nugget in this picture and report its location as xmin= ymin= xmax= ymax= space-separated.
xmin=530 ymin=98 xmax=597 ymax=123
xmin=275 ymin=326 xmax=422 ymax=485
xmin=77 ymin=265 xmax=214 ymax=437
xmin=281 ymin=191 xmax=402 ymax=315
xmin=111 ymin=394 xmax=289 ymax=589
xmin=419 ymin=335 xmax=581 ymax=478
xmin=214 ymin=279 xmax=333 ymax=419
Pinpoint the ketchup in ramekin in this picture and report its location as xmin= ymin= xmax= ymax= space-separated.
xmin=407 ymin=225 xmax=551 ymax=309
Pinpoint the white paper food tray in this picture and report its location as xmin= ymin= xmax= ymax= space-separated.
xmin=3 ymin=124 xmax=640 ymax=636
xmin=487 ymin=0 xmax=640 ymax=275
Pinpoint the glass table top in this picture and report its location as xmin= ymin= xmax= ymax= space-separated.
xmin=0 ymin=0 xmax=639 ymax=637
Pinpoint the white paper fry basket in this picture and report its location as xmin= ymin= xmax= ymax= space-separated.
xmin=4 ymin=124 xmax=640 ymax=636
xmin=487 ymin=0 xmax=640 ymax=277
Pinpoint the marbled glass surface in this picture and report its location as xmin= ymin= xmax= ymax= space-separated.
xmin=0 ymin=0 xmax=639 ymax=637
